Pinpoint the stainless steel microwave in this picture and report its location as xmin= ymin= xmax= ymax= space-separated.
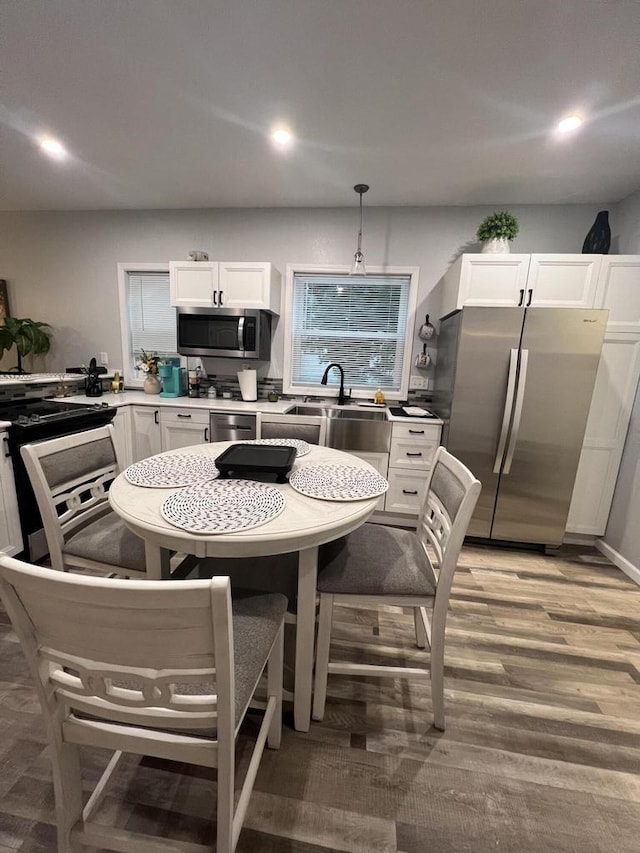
xmin=176 ymin=308 xmax=271 ymax=360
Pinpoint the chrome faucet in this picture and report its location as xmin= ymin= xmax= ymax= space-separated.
xmin=320 ymin=363 xmax=350 ymax=406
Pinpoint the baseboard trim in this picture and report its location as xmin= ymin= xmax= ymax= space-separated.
xmin=596 ymin=539 xmax=640 ymax=587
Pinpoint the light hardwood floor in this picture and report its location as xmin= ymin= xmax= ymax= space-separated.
xmin=1 ymin=543 xmax=640 ymax=852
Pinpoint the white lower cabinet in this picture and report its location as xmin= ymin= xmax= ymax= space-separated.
xmin=131 ymin=406 xmax=162 ymax=462
xmin=385 ymin=421 xmax=442 ymax=516
xmin=0 ymin=429 xmax=23 ymax=556
xmin=160 ymin=408 xmax=209 ymax=451
xmin=111 ymin=407 xmax=133 ymax=469
xmin=348 ymin=451 xmax=388 ymax=511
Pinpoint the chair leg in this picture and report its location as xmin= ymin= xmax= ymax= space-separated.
xmin=267 ymin=622 xmax=284 ymax=749
xmin=430 ymin=622 xmax=446 ymax=731
xmin=312 ymin=593 xmax=334 ymax=721
xmin=49 ymin=739 xmax=83 ymax=853
xmin=414 ymin=607 xmax=427 ymax=648
xmin=217 ymin=736 xmax=235 ymax=853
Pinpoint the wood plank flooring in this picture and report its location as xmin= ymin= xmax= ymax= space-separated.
xmin=2 ymin=543 xmax=640 ymax=851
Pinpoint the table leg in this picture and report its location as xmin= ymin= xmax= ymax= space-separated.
xmin=144 ymin=541 xmax=172 ymax=580
xmin=294 ymin=545 xmax=318 ymax=732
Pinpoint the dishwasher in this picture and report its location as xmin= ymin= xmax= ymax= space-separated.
xmin=209 ymin=411 xmax=257 ymax=442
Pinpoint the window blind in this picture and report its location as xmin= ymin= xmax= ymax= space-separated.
xmin=290 ymin=273 xmax=411 ymax=393
xmin=127 ymin=272 xmax=177 ymax=360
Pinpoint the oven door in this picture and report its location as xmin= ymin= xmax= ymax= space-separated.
xmin=177 ymin=308 xmax=263 ymax=358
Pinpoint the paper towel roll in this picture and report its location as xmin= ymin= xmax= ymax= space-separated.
xmin=237 ymin=368 xmax=257 ymax=401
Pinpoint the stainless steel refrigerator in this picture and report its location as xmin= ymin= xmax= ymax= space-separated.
xmin=432 ymin=307 xmax=607 ymax=547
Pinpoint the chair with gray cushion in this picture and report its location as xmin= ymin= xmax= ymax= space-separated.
xmin=312 ymin=446 xmax=481 ymax=730
xmin=0 ymin=553 xmax=286 ymax=853
xmin=20 ymin=425 xmax=148 ymax=576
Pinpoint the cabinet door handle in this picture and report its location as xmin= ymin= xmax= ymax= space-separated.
xmin=408 ymin=429 xmax=425 ymax=434
xmin=527 ymin=288 xmax=533 ymax=307
xmin=219 ymin=290 xmax=224 ymax=306
xmin=3 ymin=436 xmax=10 ymax=458
xmin=204 ymin=427 xmax=209 ymax=442
xmin=406 ymin=452 xmax=423 ymax=457
xmin=212 ymin=289 xmax=217 ymax=306
xmin=519 ymin=288 xmax=525 ymax=307
xmin=154 ymin=410 xmax=159 ymax=425
xmin=402 ymin=489 xmax=418 ymax=495
xmin=177 ymin=413 xmax=192 ymax=419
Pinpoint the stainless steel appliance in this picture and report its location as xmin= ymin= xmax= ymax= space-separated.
xmin=209 ymin=412 xmax=257 ymax=442
xmin=1 ymin=397 xmax=117 ymax=560
xmin=177 ymin=308 xmax=271 ymax=359
xmin=432 ymin=307 xmax=607 ymax=547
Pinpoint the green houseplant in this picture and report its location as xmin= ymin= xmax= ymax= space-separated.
xmin=476 ymin=210 xmax=519 ymax=253
xmin=0 ymin=317 xmax=52 ymax=373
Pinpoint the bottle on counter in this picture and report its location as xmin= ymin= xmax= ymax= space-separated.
xmin=374 ymin=388 xmax=385 ymax=405
xmin=111 ymin=370 xmax=121 ymax=394
xmin=207 ymin=385 xmax=217 ymax=399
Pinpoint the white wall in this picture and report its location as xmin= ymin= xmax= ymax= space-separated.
xmin=0 ymin=204 xmax=606 ymax=378
xmin=602 ymin=189 xmax=640 ymax=572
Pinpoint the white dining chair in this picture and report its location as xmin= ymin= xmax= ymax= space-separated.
xmin=20 ymin=425 xmax=150 ymax=576
xmin=312 ymin=446 xmax=481 ymax=730
xmin=0 ymin=554 xmax=286 ymax=853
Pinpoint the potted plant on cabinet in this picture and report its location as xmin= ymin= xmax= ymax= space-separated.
xmin=476 ymin=210 xmax=519 ymax=253
xmin=0 ymin=317 xmax=52 ymax=373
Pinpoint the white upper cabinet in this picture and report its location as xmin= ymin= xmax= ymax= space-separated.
xmin=170 ymin=261 xmax=281 ymax=314
xmin=527 ymin=254 xmax=601 ymax=308
xmin=440 ymin=254 xmax=530 ymax=316
xmin=169 ymin=262 xmax=219 ymax=307
xmin=439 ymin=253 xmax=602 ymax=318
xmin=218 ymin=262 xmax=281 ymax=313
xmin=593 ymin=255 xmax=640 ymax=334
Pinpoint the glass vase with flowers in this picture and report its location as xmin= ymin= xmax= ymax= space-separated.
xmin=136 ymin=350 xmax=163 ymax=394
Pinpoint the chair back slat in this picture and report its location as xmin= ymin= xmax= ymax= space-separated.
xmin=0 ymin=558 xmax=233 ymax=730
xmin=20 ymin=426 xmax=123 ymax=570
xmin=417 ymin=447 xmax=481 ymax=611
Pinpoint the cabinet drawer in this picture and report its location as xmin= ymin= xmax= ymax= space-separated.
xmin=391 ymin=422 xmax=441 ymax=442
xmin=389 ymin=437 xmax=437 ymax=470
xmin=161 ymin=407 xmax=209 ymax=426
xmin=386 ymin=470 xmax=428 ymax=515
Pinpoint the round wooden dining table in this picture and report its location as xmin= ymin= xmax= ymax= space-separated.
xmin=109 ymin=441 xmax=382 ymax=731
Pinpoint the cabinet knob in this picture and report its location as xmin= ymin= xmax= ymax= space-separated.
xmin=402 ymin=489 xmax=418 ymax=495
xmin=406 ymin=452 xmax=423 ymax=457
xmin=408 ymin=429 xmax=425 ymax=434
xmin=177 ymin=413 xmax=192 ymax=419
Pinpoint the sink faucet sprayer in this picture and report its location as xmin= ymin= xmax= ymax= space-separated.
xmin=320 ymin=363 xmax=351 ymax=406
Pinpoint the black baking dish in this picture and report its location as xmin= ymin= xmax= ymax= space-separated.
xmin=215 ymin=443 xmax=297 ymax=483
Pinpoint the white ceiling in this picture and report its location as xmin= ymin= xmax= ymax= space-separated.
xmin=2 ymin=0 xmax=640 ymax=211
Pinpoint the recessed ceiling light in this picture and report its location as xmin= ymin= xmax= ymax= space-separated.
xmin=270 ymin=126 xmax=295 ymax=149
xmin=39 ymin=137 xmax=68 ymax=160
xmin=556 ymin=115 xmax=583 ymax=134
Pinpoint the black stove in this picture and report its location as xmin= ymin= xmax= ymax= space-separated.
xmin=0 ymin=399 xmax=114 ymax=429
xmin=2 ymin=397 xmax=117 ymax=561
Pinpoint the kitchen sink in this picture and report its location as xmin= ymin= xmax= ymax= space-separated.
xmin=283 ymin=403 xmax=390 ymax=452
xmin=331 ymin=408 xmax=387 ymax=421
xmin=284 ymin=405 xmax=328 ymax=417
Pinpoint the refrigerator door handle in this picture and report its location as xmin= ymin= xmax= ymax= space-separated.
xmin=493 ymin=348 xmax=519 ymax=474
xmin=503 ymin=348 xmax=529 ymax=475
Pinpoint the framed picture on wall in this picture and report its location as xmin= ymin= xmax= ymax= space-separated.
xmin=0 ymin=280 xmax=10 ymax=326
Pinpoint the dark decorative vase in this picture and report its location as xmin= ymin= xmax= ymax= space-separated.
xmin=582 ymin=210 xmax=611 ymax=254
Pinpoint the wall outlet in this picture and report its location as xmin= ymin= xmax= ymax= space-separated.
xmin=410 ymin=375 xmax=428 ymax=390
xmin=100 ymin=352 xmax=109 ymax=365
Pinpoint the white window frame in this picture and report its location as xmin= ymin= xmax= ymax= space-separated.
xmin=282 ymin=264 xmax=419 ymax=401
xmin=117 ymin=262 xmax=172 ymax=389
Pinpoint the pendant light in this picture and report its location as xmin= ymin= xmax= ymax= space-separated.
xmin=349 ymin=183 xmax=369 ymax=276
